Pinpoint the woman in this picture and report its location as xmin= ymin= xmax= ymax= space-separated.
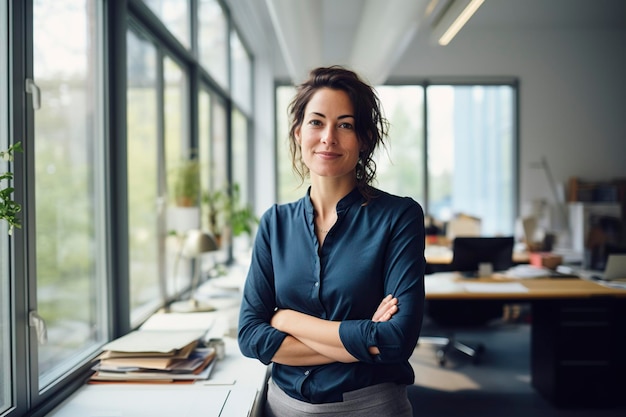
xmin=238 ymin=66 xmax=425 ymax=416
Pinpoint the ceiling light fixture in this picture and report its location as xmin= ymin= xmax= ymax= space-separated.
xmin=438 ymin=0 xmax=484 ymax=46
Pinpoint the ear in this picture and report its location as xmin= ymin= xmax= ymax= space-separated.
xmin=294 ymin=127 xmax=302 ymax=144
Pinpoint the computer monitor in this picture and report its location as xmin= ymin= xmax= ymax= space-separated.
xmin=451 ymin=236 xmax=515 ymax=275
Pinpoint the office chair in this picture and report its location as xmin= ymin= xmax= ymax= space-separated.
xmin=418 ymin=236 xmax=514 ymax=366
xmin=418 ymin=299 xmax=503 ymax=366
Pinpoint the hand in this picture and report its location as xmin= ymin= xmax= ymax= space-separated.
xmin=371 ymin=294 xmax=398 ymax=322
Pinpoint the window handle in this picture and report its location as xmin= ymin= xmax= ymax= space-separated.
xmin=25 ymin=78 xmax=41 ymax=110
xmin=29 ymin=310 xmax=48 ymax=345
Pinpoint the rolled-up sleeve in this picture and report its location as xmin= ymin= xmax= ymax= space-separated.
xmin=238 ymin=210 xmax=288 ymax=365
xmin=339 ymin=200 xmax=425 ymax=363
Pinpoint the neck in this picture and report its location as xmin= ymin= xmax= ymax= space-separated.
xmin=309 ymin=176 xmax=356 ymax=215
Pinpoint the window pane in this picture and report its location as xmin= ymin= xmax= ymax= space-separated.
xmin=127 ymin=28 xmax=160 ymax=322
xmin=33 ymin=0 xmax=106 ymax=387
xmin=231 ymin=108 xmax=248 ymax=204
xmin=163 ymin=56 xmax=192 ymax=298
xmin=164 ymin=56 xmax=189 ymax=207
xmin=212 ymin=97 xmax=228 ymax=191
xmin=198 ymin=0 xmax=228 ymax=89
xmin=376 ymin=86 xmax=425 ymax=202
xmin=231 ymin=30 xmax=251 ymax=113
xmin=199 ymin=88 xmax=212 ymax=233
xmin=0 ymin=0 xmax=11 ymax=411
xmin=207 ymin=97 xmax=229 ymax=261
xmin=427 ymin=85 xmax=515 ymax=235
xmin=276 ymin=85 xmax=301 ymax=204
xmin=143 ymin=0 xmax=190 ymax=49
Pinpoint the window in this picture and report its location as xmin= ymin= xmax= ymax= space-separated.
xmin=230 ymin=29 xmax=252 ymax=113
xmin=0 ymin=1 xmax=11 ymax=413
xmin=276 ymin=82 xmax=517 ymax=235
xmin=6 ymin=1 xmax=253 ymax=414
xmin=376 ymin=86 xmax=425 ymax=202
xmin=426 ymin=85 xmax=516 ymax=235
xmin=276 ymin=85 xmax=301 ymax=203
xmin=33 ymin=0 xmax=107 ymax=389
xmin=231 ymin=108 xmax=248 ymax=204
xmin=199 ymin=87 xmax=212 ymax=232
xmin=198 ymin=0 xmax=228 ymax=89
xmin=126 ymin=27 xmax=161 ymax=322
xmin=143 ymin=0 xmax=191 ymax=49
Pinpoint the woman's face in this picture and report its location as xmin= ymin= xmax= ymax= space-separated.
xmin=295 ymin=88 xmax=361 ymax=182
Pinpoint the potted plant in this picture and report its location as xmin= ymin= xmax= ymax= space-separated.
xmin=228 ymin=183 xmax=258 ymax=237
xmin=0 ymin=142 xmax=23 ymax=235
xmin=171 ymin=158 xmax=200 ymax=207
xmin=202 ymin=182 xmax=258 ymax=245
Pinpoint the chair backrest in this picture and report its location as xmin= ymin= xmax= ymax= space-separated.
xmin=446 ymin=214 xmax=481 ymax=241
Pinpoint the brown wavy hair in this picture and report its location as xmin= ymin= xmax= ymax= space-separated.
xmin=288 ymin=66 xmax=389 ymax=200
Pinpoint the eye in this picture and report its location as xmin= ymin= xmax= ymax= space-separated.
xmin=307 ymin=119 xmax=322 ymax=127
xmin=339 ymin=122 xmax=354 ymax=129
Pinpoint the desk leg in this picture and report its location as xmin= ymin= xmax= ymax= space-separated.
xmin=531 ymin=298 xmax=626 ymax=408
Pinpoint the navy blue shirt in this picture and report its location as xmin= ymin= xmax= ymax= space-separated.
xmin=238 ymin=187 xmax=425 ymax=404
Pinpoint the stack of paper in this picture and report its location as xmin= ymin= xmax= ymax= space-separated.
xmin=90 ymin=329 xmax=216 ymax=383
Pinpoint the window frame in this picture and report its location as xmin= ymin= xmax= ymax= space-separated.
xmin=3 ymin=0 xmax=255 ymax=415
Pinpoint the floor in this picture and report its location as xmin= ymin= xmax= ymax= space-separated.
xmin=408 ymin=319 xmax=626 ymax=417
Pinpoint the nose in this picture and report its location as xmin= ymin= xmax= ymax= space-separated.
xmin=321 ymin=126 xmax=337 ymax=145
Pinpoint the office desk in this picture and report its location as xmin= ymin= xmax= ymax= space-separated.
xmin=46 ymin=336 xmax=268 ymax=417
xmin=425 ymin=273 xmax=626 ymax=408
xmin=46 ymin=297 xmax=270 ymax=417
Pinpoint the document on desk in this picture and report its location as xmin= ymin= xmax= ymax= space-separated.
xmin=462 ymin=282 xmax=529 ymax=293
xmin=47 ymin=385 xmax=230 ymax=417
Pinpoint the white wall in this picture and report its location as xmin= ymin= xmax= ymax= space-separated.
xmin=394 ymin=26 xmax=626 ymax=218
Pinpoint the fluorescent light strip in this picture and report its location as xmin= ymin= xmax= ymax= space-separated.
xmin=438 ymin=0 xmax=485 ymax=46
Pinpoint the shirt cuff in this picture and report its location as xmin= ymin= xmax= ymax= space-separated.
xmin=338 ymin=320 xmax=377 ymax=363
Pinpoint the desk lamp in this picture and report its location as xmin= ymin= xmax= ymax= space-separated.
xmin=170 ymin=229 xmax=219 ymax=313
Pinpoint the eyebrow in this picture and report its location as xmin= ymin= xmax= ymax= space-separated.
xmin=308 ymin=112 xmax=355 ymax=120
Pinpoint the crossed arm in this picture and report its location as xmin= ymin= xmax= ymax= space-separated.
xmin=269 ymin=294 xmax=398 ymax=366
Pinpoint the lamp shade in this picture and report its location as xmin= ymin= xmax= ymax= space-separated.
xmin=181 ymin=230 xmax=218 ymax=258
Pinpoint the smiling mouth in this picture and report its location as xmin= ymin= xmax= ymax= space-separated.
xmin=316 ymin=151 xmax=341 ymax=158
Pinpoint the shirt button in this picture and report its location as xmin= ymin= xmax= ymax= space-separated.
xmin=304 ymin=370 xmax=310 ymax=376
xmin=314 ymin=282 xmax=319 ymax=287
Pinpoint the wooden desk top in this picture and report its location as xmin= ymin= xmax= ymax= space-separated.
xmin=425 ymin=272 xmax=626 ymax=300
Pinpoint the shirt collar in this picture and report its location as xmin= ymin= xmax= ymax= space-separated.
xmin=304 ymin=186 xmax=364 ymax=216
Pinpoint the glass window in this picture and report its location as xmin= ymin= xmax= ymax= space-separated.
xmin=212 ymin=96 xmax=228 ymax=191
xmin=198 ymin=88 xmax=212 ymax=233
xmin=198 ymin=0 xmax=228 ymax=89
xmin=276 ymin=83 xmax=517 ymax=234
xmin=33 ymin=0 xmax=107 ymax=388
xmin=231 ymin=108 xmax=248 ymax=204
xmin=143 ymin=0 xmax=190 ymax=49
xmin=0 ymin=1 xmax=11 ymax=412
xmin=163 ymin=55 xmax=193 ymax=298
xmin=427 ymin=85 xmax=515 ymax=235
xmin=276 ymin=85 xmax=301 ymax=204
xmin=209 ymin=96 xmax=229 ymax=260
xmin=126 ymin=28 xmax=161 ymax=322
xmin=230 ymin=29 xmax=252 ymax=113
xmin=376 ymin=86 xmax=425 ymax=203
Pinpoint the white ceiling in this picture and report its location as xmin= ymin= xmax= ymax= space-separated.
xmin=228 ymin=0 xmax=626 ymax=84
